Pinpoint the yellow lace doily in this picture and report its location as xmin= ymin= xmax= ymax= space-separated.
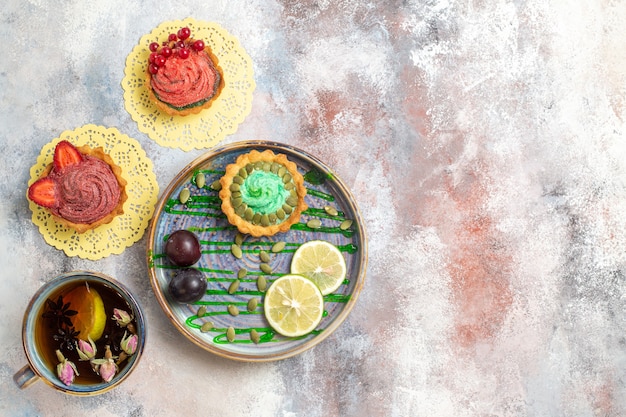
xmin=122 ymin=18 xmax=256 ymax=151
xmin=27 ymin=125 xmax=159 ymax=260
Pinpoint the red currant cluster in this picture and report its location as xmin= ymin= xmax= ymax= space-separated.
xmin=148 ymin=27 xmax=206 ymax=74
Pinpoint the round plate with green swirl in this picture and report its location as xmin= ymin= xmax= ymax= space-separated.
xmin=147 ymin=141 xmax=367 ymax=361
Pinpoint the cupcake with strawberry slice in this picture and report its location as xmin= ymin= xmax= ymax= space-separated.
xmin=28 ymin=141 xmax=127 ymax=233
xmin=146 ymin=26 xmax=223 ymax=117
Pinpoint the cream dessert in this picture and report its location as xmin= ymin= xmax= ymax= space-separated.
xmin=146 ymin=26 xmax=222 ymax=116
xmin=218 ymin=150 xmax=307 ymax=237
xmin=28 ymin=141 xmax=127 ymax=233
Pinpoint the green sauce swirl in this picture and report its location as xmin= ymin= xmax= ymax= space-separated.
xmin=240 ymin=170 xmax=289 ymax=215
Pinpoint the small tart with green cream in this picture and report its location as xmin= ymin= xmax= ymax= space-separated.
xmin=219 ymin=150 xmax=307 ymax=237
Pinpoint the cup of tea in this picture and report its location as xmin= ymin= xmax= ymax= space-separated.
xmin=13 ymin=271 xmax=146 ymax=395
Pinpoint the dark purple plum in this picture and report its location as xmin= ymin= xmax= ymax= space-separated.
xmin=165 ymin=230 xmax=201 ymax=266
xmin=168 ymin=268 xmax=207 ymax=303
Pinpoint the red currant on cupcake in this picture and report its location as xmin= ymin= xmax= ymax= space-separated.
xmin=146 ymin=27 xmax=206 ymax=73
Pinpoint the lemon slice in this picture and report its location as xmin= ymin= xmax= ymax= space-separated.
xmin=290 ymin=240 xmax=347 ymax=295
xmin=63 ymin=283 xmax=107 ymax=341
xmin=264 ymin=274 xmax=324 ymax=337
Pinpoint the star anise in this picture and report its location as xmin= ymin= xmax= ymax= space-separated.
xmin=42 ymin=295 xmax=78 ymax=329
xmin=53 ymin=326 xmax=81 ymax=352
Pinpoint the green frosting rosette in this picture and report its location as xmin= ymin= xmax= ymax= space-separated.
xmin=218 ymin=149 xmax=308 ymax=237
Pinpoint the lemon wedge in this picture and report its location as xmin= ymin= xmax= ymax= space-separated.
xmin=63 ymin=283 xmax=107 ymax=341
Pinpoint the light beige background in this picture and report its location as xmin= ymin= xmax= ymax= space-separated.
xmin=1 ymin=1 xmax=625 ymax=416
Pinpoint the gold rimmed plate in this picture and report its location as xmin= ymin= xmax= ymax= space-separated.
xmin=147 ymin=141 xmax=367 ymax=361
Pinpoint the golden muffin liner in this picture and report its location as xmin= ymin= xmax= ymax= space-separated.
xmin=123 ymin=18 xmax=255 ymax=151
xmin=27 ymin=125 xmax=158 ymax=260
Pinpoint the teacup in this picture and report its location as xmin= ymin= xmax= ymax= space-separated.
xmin=13 ymin=271 xmax=146 ymax=395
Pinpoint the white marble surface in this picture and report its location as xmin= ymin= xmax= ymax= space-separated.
xmin=1 ymin=1 xmax=625 ymax=416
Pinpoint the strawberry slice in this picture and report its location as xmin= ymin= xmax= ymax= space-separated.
xmin=53 ymin=140 xmax=83 ymax=171
xmin=28 ymin=177 xmax=59 ymax=208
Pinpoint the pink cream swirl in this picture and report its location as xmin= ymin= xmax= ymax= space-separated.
xmin=48 ymin=156 xmax=121 ymax=224
xmin=150 ymin=49 xmax=220 ymax=108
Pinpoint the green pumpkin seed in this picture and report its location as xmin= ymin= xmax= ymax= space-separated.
xmin=276 ymin=208 xmax=286 ymax=220
xmin=233 ymin=175 xmax=244 ymax=185
xmin=210 ymin=180 xmax=222 ymax=191
xmin=271 ymin=163 xmax=280 ymax=173
xmin=235 ymin=204 xmax=246 ymax=217
xmin=271 ymin=241 xmax=286 ymax=253
xmin=269 ymin=213 xmax=277 ymax=224
xmin=260 ymin=263 xmax=273 ymax=274
xmin=282 ymin=173 xmax=292 ymax=184
xmin=252 ymin=213 xmax=262 ymax=225
xmin=227 ymin=304 xmax=240 ymax=316
xmin=230 ymin=183 xmax=240 ymax=192
xmin=259 ymin=251 xmax=269 ymax=263
xmin=247 ymin=297 xmax=258 ymax=312
xmin=283 ymin=204 xmax=293 ymax=214
xmin=226 ymin=326 xmax=236 ymax=342
xmin=195 ymin=172 xmax=206 ymax=188
xmin=244 ymin=207 xmax=254 ymax=221
xmin=254 ymin=161 xmax=264 ymax=170
xmin=237 ymin=268 xmax=247 ymax=279
xmin=250 ymin=329 xmax=260 ymax=344
xmin=261 ymin=214 xmax=270 ymax=227
xmin=179 ymin=187 xmax=190 ymax=204
xmin=284 ymin=182 xmax=295 ymax=190
xmin=238 ymin=167 xmax=248 ymax=179
xmin=245 ymin=163 xmax=254 ymax=174
xmin=277 ymin=166 xmax=287 ymax=177
xmin=307 ymin=219 xmax=322 ymax=229
xmin=340 ymin=219 xmax=353 ymax=230
xmin=231 ymin=197 xmax=243 ymax=208
xmin=228 ymin=279 xmax=240 ymax=294
xmin=324 ymin=205 xmax=338 ymax=216
xmin=197 ymin=306 xmax=207 ymax=318
xmin=200 ymin=322 xmax=214 ymax=333
xmin=257 ymin=276 xmax=267 ymax=292
xmin=286 ymin=196 xmax=298 ymax=207
xmin=235 ymin=232 xmax=244 ymax=246
xmin=263 ymin=162 xmax=271 ymax=172
xmin=231 ymin=244 xmax=243 ymax=259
